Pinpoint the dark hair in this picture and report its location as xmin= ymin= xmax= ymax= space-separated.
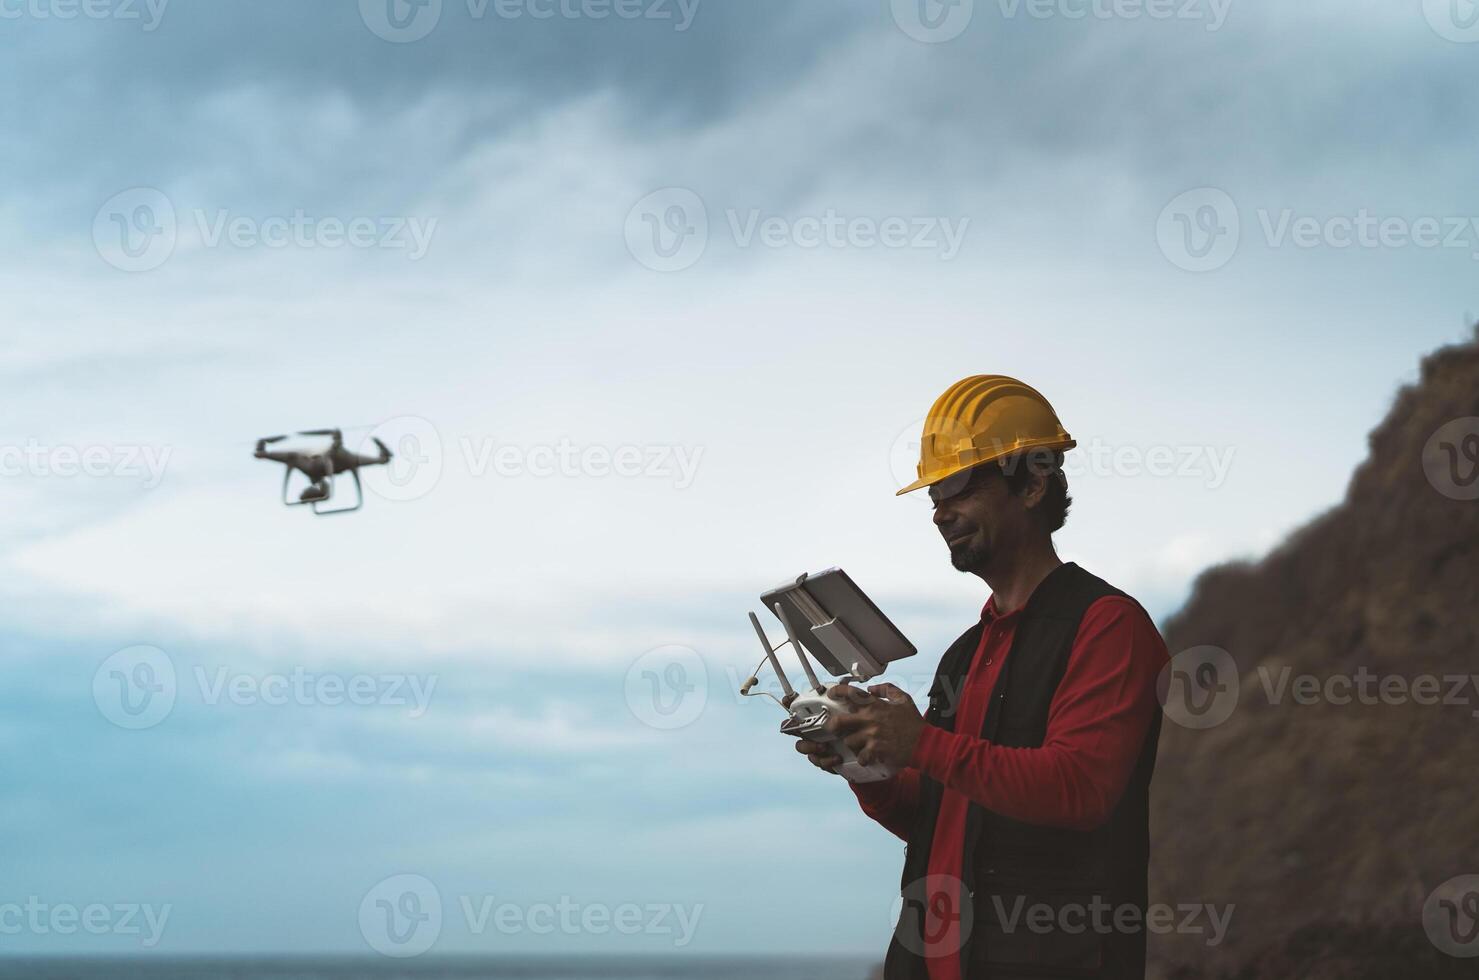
xmin=997 ymin=450 xmax=1071 ymax=533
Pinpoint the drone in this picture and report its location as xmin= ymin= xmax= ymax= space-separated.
xmin=254 ymin=428 xmax=393 ymax=515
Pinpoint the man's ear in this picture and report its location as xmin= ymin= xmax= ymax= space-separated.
xmin=1021 ymin=471 xmax=1049 ymax=513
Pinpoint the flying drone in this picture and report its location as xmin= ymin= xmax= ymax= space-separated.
xmin=254 ymin=428 xmax=392 ymax=515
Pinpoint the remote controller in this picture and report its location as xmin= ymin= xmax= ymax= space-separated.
xmin=743 ymin=574 xmax=915 ymax=786
xmin=779 ymin=686 xmax=896 ymax=784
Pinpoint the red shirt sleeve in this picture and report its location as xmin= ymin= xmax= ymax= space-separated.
xmin=906 ymin=596 xmax=1167 ymax=832
xmin=849 ymin=768 xmax=923 ymax=841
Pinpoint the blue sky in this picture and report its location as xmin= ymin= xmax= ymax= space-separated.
xmin=2 ymin=0 xmax=1477 ymax=959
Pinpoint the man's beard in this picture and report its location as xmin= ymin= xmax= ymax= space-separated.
xmin=949 ymin=538 xmax=990 ymax=574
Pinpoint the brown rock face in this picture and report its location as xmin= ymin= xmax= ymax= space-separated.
xmin=1148 ymin=329 xmax=1479 ymax=977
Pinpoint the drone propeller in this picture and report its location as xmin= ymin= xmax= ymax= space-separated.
xmin=258 ymin=435 xmax=289 ymax=445
xmin=298 ymin=429 xmax=343 ymax=439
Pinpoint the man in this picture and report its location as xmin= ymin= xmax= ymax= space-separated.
xmin=796 ymin=376 xmax=1168 ymax=980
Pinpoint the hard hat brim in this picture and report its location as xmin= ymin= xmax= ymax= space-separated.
xmin=895 ymin=437 xmax=1077 ymax=496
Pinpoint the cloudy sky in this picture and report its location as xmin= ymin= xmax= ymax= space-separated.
xmin=1 ymin=0 xmax=1476 ymax=960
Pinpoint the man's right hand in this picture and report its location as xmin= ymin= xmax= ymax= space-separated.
xmin=793 ymin=682 xmax=873 ymax=776
xmin=794 ymin=737 xmax=843 ymax=774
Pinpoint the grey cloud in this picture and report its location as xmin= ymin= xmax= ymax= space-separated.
xmin=10 ymin=2 xmax=1479 ymax=246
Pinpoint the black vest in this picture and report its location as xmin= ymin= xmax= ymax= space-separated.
xmin=884 ymin=563 xmax=1161 ymax=980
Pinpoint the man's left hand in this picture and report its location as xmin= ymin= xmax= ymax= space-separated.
xmin=829 ymin=682 xmax=927 ymax=771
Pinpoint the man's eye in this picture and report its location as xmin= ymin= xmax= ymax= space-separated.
xmin=931 ymin=469 xmax=977 ymax=503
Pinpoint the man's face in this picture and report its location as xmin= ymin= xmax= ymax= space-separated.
xmin=929 ymin=465 xmax=1027 ymax=574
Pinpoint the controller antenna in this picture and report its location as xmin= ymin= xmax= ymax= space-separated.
xmin=772 ymin=601 xmax=825 ymax=694
xmin=747 ymin=612 xmax=797 ymax=702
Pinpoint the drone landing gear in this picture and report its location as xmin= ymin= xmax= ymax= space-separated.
xmin=280 ymin=467 xmax=364 ymax=516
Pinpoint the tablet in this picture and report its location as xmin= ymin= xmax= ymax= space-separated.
xmin=759 ymin=567 xmax=916 ymax=681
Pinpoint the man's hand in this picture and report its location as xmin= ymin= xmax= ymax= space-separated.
xmin=792 ymin=684 xmax=876 ymax=776
xmin=829 ymin=682 xmax=927 ymax=771
xmin=794 ymin=736 xmax=843 ymax=775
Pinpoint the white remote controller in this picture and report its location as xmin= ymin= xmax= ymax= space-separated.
xmin=779 ymin=686 xmax=896 ymax=784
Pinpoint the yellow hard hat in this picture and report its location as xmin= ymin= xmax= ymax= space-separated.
xmin=897 ymin=375 xmax=1076 ymax=495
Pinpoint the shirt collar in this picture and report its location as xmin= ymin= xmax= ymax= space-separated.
xmin=981 ymin=593 xmax=1022 ymax=625
xmin=979 ymin=562 xmax=1076 ymax=625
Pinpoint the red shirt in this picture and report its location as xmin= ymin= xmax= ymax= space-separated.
xmin=852 ymin=588 xmax=1168 ymax=980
